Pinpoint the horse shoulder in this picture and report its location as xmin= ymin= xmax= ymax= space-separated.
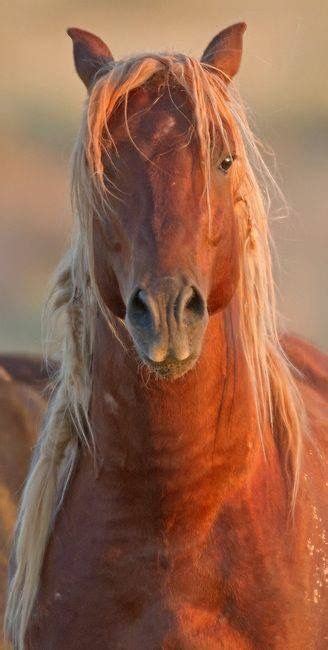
xmin=281 ymin=333 xmax=327 ymax=444
xmin=281 ymin=334 xmax=328 ymax=400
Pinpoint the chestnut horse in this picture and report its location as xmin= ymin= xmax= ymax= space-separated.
xmin=5 ymin=24 xmax=327 ymax=649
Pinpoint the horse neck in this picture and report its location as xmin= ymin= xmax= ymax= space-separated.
xmin=89 ymin=305 xmax=264 ymax=546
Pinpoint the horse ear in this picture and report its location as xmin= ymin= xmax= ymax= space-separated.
xmin=67 ymin=27 xmax=114 ymax=90
xmin=201 ymin=22 xmax=246 ymax=82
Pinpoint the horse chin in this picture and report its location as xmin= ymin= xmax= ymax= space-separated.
xmin=139 ymin=353 xmax=198 ymax=381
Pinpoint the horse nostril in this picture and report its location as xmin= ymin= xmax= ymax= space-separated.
xmin=184 ymin=286 xmax=205 ymax=319
xmin=132 ymin=290 xmax=148 ymax=315
xmin=128 ymin=289 xmax=152 ymax=329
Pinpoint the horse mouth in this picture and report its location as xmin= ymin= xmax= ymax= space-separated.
xmin=139 ymin=353 xmax=197 ymax=380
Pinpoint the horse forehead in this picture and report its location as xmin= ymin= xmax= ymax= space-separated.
xmin=152 ymin=114 xmax=178 ymax=140
xmin=126 ymin=84 xmax=192 ymax=145
xmin=135 ymin=105 xmax=189 ymax=150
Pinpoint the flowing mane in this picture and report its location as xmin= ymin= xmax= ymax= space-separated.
xmin=5 ymin=52 xmax=307 ymax=649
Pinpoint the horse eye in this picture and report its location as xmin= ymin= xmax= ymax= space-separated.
xmin=218 ymin=155 xmax=234 ymax=173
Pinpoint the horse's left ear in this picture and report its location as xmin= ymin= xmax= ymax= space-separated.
xmin=67 ymin=27 xmax=114 ymax=90
xmin=201 ymin=22 xmax=246 ymax=81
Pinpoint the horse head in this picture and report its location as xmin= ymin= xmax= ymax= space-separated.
xmin=68 ymin=24 xmax=246 ymax=379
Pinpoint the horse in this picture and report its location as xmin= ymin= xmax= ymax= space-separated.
xmin=0 ymin=356 xmax=46 ymax=648
xmin=5 ymin=23 xmax=327 ymax=649
xmin=0 ymin=356 xmax=49 ymax=396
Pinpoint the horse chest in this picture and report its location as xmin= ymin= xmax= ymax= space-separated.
xmin=27 ymin=473 xmax=310 ymax=650
xmin=28 ymin=532 xmax=299 ymax=649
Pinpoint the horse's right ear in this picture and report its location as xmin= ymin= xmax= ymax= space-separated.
xmin=67 ymin=28 xmax=114 ymax=90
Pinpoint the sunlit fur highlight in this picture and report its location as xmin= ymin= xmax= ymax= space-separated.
xmin=5 ymin=53 xmax=306 ymax=649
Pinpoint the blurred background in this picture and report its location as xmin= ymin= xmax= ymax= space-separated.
xmin=0 ymin=0 xmax=327 ymax=352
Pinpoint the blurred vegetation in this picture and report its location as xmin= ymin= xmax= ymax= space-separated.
xmin=0 ymin=0 xmax=327 ymax=351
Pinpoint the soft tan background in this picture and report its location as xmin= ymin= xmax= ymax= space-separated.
xmin=0 ymin=0 xmax=327 ymax=352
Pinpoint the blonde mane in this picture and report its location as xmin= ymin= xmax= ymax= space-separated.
xmin=5 ymin=52 xmax=306 ymax=649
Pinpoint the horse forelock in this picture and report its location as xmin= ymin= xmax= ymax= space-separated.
xmin=85 ymin=54 xmax=235 ymax=201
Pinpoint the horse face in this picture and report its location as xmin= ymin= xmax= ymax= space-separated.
xmin=68 ymin=24 xmax=246 ymax=378
xmin=93 ymin=83 xmax=240 ymax=378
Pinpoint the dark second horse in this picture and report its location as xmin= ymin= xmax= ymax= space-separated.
xmin=0 ymin=356 xmax=46 ymax=649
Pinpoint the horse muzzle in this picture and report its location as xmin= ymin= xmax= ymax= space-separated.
xmin=125 ymin=277 xmax=208 ymax=379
